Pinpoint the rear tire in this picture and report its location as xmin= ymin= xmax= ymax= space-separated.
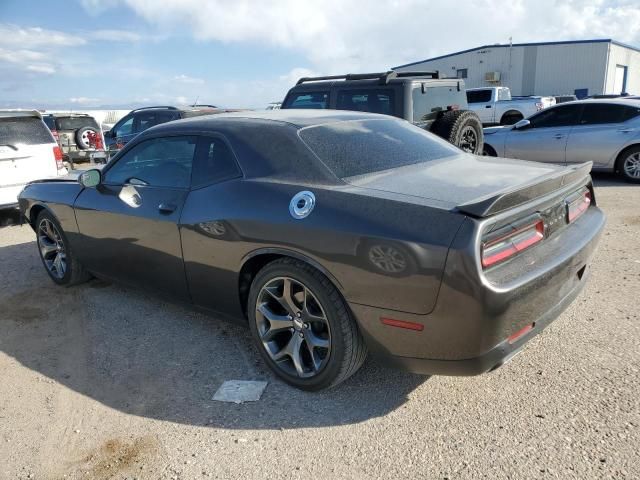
xmin=247 ymin=258 xmax=367 ymax=390
xmin=616 ymin=145 xmax=640 ymax=183
xmin=431 ymin=110 xmax=484 ymax=155
xmin=35 ymin=210 xmax=91 ymax=286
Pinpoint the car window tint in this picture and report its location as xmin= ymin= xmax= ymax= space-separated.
xmin=192 ymin=136 xmax=241 ymax=188
xmin=114 ymin=116 xmax=133 ymax=137
xmin=466 ymin=90 xmax=492 ymax=103
xmin=104 ymin=136 xmax=197 ymax=188
xmin=579 ymin=104 xmax=640 ymax=125
xmin=283 ymin=92 xmax=329 ymax=109
xmin=0 ymin=117 xmax=54 ymax=145
xmin=55 ymin=117 xmax=100 ymax=130
xmin=413 ymin=85 xmax=467 ymax=123
xmin=336 ymin=89 xmax=395 ymax=116
xmin=528 ymin=104 xmax=582 ymax=128
xmin=299 ymin=118 xmax=458 ymax=178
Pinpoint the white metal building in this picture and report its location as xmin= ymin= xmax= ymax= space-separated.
xmin=393 ymin=39 xmax=640 ymax=98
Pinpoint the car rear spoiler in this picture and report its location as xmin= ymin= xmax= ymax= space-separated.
xmin=456 ymin=162 xmax=593 ymax=218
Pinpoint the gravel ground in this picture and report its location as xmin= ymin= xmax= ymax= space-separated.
xmin=0 ymin=174 xmax=638 ymax=480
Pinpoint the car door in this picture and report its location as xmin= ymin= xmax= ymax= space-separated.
xmin=565 ymin=103 xmax=640 ymax=168
xmin=73 ymin=135 xmax=198 ymax=300
xmin=504 ymin=103 xmax=583 ymax=164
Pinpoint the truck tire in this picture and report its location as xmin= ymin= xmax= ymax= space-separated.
xmin=430 ymin=110 xmax=484 ymax=155
xmin=500 ymin=111 xmax=524 ymax=125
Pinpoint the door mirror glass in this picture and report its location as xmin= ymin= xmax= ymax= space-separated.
xmin=79 ymin=169 xmax=101 ymax=188
xmin=514 ymin=119 xmax=531 ymax=130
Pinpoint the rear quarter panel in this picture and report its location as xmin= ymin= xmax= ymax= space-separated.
xmin=180 ymin=179 xmax=465 ymax=319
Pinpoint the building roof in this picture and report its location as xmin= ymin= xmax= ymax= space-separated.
xmin=393 ymin=39 xmax=640 ymax=69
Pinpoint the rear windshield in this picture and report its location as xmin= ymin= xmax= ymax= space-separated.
xmin=299 ymin=118 xmax=458 ymax=178
xmin=0 ymin=117 xmax=54 ymax=145
xmin=466 ymin=90 xmax=492 ymax=103
xmin=283 ymin=91 xmax=329 ymax=109
xmin=55 ymin=116 xmax=100 ymax=130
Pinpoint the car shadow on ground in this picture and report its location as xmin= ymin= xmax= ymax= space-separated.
xmin=0 ymin=235 xmax=428 ymax=431
xmin=591 ymin=172 xmax=638 ymax=188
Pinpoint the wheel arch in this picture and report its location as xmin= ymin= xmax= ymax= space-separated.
xmin=613 ymin=142 xmax=640 ymax=173
xmin=500 ymin=110 xmax=524 ymax=124
xmin=28 ymin=203 xmax=53 ymax=231
xmin=238 ymin=248 xmax=344 ymax=318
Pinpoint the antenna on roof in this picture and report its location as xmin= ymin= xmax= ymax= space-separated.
xmin=192 ymin=96 xmax=199 ymax=107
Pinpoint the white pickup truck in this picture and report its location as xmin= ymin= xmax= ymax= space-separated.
xmin=466 ymin=87 xmax=555 ymax=126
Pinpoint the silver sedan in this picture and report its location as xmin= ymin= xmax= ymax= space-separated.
xmin=483 ymin=99 xmax=640 ymax=183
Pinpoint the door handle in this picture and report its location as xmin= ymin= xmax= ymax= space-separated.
xmin=554 ymin=134 xmax=566 ymax=139
xmin=158 ymin=203 xmax=177 ymax=214
xmin=485 ymin=105 xmax=492 ymax=108
xmin=618 ymin=128 xmax=635 ymax=133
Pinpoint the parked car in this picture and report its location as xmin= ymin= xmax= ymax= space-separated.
xmin=104 ymin=105 xmax=231 ymax=156
xmin=43 ymin=113 xmax=107 ymax=168
xmin=266 ymin=102 xmax=282 ymax=110
xmin=19 ymin=110 xmax=604 ymax=390
xmin=1 ymin=110 xmax=66 ymax=209
xmin=466 ymin=87 xmax=556 ymax=125
xmin=483 ymin=99 xmax=640 ymax=183
xmin=282 ymin=71 xmax=484 ymax=154
xmin=554 ymin=95 xmax=578 ymax=104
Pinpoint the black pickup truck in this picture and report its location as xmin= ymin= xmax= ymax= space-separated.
xmin=282 ymin=70 xmax=484 ymax=154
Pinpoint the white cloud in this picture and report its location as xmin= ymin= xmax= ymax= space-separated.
xmin=69 ymin=96 xmax=102 ymax=104
xmin=173 ymin=74 xmax=205 ymax=85
xmin=0 ymin=24 xmax=86 ymax=49
xmin=78 ymin=0 xmax=640 ymax=73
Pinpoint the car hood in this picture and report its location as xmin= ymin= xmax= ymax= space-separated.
xmin=344 ymin=152 xmax=567 ymax=211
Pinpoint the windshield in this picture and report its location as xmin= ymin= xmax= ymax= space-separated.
xmin=55 ymin=116 xmax=100 ymax=130
xmin=299 ymin=118 xmax=459 ymax=179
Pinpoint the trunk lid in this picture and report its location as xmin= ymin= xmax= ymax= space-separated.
xmin=345 ymin=152 xmax=590 ymax=217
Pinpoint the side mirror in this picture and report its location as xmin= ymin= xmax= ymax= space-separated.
xmin=79 ymin=169 xmax=101 ymax=188
xmin=514 ymin=119 xmax=531 ymax=130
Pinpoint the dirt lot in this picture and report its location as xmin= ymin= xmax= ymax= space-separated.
xmin=0 ymin=174 xmax=638 ymax=480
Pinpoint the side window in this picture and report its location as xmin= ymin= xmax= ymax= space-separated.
xmin=283 ymin=92 xmax=329 ymax=109
xmin=104 ymin=136 xmax=197 ymax=188
xmin=113 ymin=116 xmax=133 ymax=137
xmin=133 ymin=112 xmax=176 ymax=134
xmin=412 ymin=85 xmax=467 ymax=123
xmin=336 ymin=89 xmax=395 ymax=115
xmin=466 ymin=90 xmax=492 ymax=103
xmin=456 ymin=69 xmax=467 ymax=79
xmin=528 ymin=104 xmax=582 ymax=128
xmin=579 ymin=104 xmax=640 ymax=125
xmin=497 ymin=88 xmax=511 ymax=101
xmin=192 ymin=136 xmax=241 ymax=188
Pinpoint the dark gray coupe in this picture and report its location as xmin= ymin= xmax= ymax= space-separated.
xmin=19 ymin=110 xmax=605 ymax=390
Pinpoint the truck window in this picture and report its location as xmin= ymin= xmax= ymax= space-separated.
xmin=336 ymin=90 xmax=395 ymax=116
xmin=497 ymin=89 xmax=512 ymax=101
xmin=283 ymin=92 xmax=329 ymax=109
xmin=466 ymin=90 xmax=492 ymax=103
xmin=412 ymin=85 xmax=467 ymax=123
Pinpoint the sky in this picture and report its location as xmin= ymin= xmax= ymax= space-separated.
xmin=1 ymin=0 xmax=639 ymax=110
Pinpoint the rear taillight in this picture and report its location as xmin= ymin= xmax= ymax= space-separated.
xmin=481 ymin=218 xmax=545 ymax=269
xmin=53 ymin=146 xmax=64 ymax=170
xmin=566 ymin=189 xmax=591 ymax=223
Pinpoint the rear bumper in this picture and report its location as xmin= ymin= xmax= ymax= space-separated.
xmin=349 ymin=206 xmax=605 ymax=376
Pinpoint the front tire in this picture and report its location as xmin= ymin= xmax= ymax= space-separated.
xmin=616 ymin=146 xmax=640 ymax=183
xmin=247 ymin=258 xmax=367 ymax=390
xmin=36 ymin=210 xmax=91 ymax=286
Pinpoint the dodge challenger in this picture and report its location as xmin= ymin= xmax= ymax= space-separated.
xmin=18 ymin=110 xmax=605 ymax=390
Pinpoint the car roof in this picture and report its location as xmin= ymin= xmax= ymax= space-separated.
xmin=151 ymin=109 xmax=392 ymax=130
xmin=565 ymin=98 xmax=640 ymax=106
xmin=0 ymin=110 xmax=42 ymax=119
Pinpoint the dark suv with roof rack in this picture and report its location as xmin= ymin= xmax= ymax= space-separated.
xmin=282 ymin=70 xmax=484 ymax=154
xmin=104 ymin=105 xmax=232 ymax=156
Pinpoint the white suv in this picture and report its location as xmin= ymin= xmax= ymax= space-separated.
xmin=0 ymin=111 xmax=67 ymax=209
